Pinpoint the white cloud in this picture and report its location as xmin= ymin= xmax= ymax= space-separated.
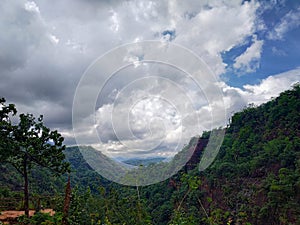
xmin=48 ymin=34 xmax=59 ymax=44
xmin=24 ymin=1 xmax=40 ymax=13
xmin=173 ymin=0 xmax=260 ymax=75
xmin=2 ymin=0 xmax=299 ymax=159
xmin=69 ymin=63 xmax=300 ymax=158
xmin=268 ymin=6 xmax=300 ymax=40
xmin=109 ymin=10 xmax=119 ymax=32
xmin=271 ymin=46 xmax=286 ymax=56
xmin=242 ymin=67 xmax=300 ymax=105
xmin=82 ymin=74 xmax=206 ymax=158
xmin=219 ymin=68 xmax=300 ymax=117
xmin=233 ymin=35 xmax=264 ymax=73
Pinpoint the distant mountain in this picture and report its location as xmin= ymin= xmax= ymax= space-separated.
xmin=122 ymin=157 xmax=166 ymax=166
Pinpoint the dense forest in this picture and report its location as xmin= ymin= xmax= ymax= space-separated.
xmin=0 ymin=84 xmax=300 ymax=224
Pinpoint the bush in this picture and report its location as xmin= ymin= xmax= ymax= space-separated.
xmin=17 ymin=212 xmax=63 ymax=225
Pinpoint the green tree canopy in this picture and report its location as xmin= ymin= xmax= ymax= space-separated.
xmin=0 ymin=98 xmax=70 ymax=217
xmin=0 ymin=98 xmax=17 ymax=161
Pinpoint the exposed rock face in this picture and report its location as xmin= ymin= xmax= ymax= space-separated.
xmin=185 ymin=138 xmax=209 ymax=171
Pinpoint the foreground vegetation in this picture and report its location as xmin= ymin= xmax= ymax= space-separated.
xmin=1 ymin=84 xmax=300 ymax=224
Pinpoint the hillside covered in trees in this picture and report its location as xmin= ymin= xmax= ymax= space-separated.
xmin=0 ymin=84 xmax=300 ymax=224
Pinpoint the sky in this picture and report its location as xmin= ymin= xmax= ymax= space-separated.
xmin=1 ymin=0 xmax=300 ymax=159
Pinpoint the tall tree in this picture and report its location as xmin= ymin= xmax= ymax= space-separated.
xmin=0 ymin=98 xmax=17 ymax=161
xmin=0 ymin=98 xmax=70 ymax=217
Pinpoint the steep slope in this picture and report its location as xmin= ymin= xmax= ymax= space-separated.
xmin=202 ymin=83 xmax=300 ymax=224
xmin=136 ymin=84 xmax=300 ymax=225
xmin=167 ymin=84 xmax=300 ymax=224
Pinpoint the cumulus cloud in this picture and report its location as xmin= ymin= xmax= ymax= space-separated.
xmin=74 ymin=66 xmax=300 ymax=158
xmin=233 ymin=35 xmax=264 ymax=73
xmin=242 ymin=68 xmax=300 ymax=105
xmin=173 ymin=0 xmax=260 ymax=75
xmin=268 ymin=6 xmax=300 ymax=40
xmin=221 ymin=67 xmax=300 ymax=115
xmin=73 ymin=63 xmax=210 ymax=158
xmin=1 ymin=0 xmax=299 ymax=159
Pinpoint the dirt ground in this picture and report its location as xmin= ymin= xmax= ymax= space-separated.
xmin=0 ymin=209 xmax=55 ymax=224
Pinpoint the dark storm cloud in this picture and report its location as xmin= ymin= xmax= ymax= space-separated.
xmin=0 ymin=0 xmax=89 ymax=136
xmin=0 ymin=1 xmax=45 ymax=72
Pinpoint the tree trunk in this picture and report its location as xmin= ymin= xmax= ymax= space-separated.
xmin=62 ymin=175 xmax=71 ymax=225
xmin=24 ymin=156 xmax=29 ymax=217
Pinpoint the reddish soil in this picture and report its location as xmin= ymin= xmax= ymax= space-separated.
xmin=0 ymin=209 xmax=55 ymax=224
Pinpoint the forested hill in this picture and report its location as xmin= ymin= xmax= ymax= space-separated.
xmin=135 ymin=84 xmax=300 ymax=225
xmin=0 ymin=84 xmax=300 ymax=225
xmin=196 ymin=83 xmax=300 ymax=224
